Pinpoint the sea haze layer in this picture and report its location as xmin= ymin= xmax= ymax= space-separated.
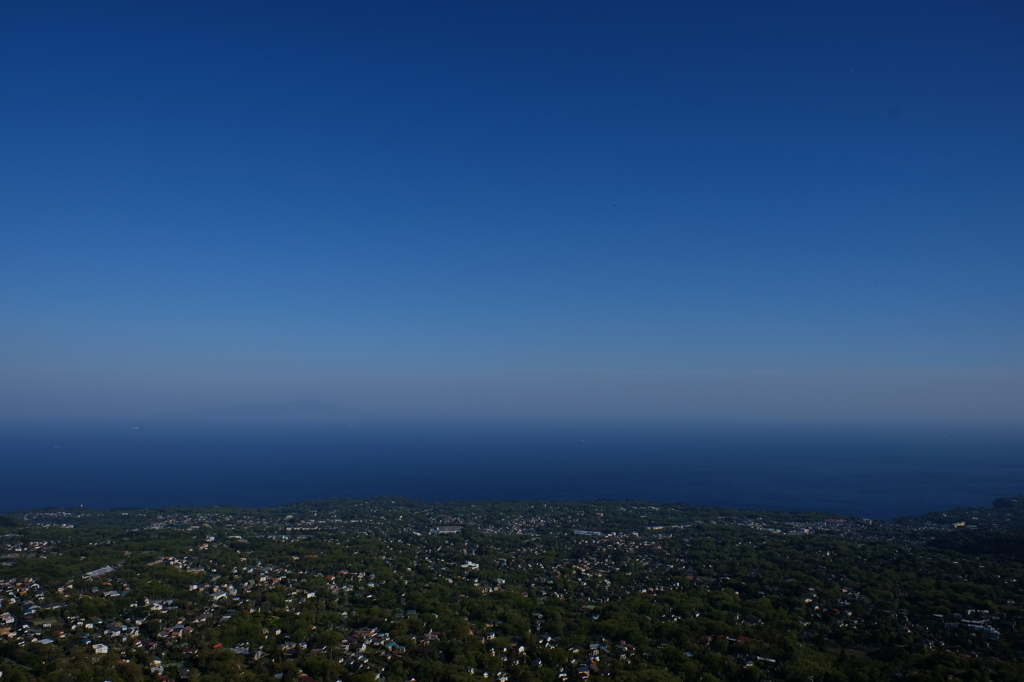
xmin=4 ymin=422 xmax=1024 ymax=519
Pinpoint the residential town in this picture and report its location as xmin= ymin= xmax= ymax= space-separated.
xmin=3 ymin=497 xmax=1024 ymax=681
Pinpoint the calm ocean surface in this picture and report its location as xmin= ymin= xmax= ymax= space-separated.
xmin=3 ymin=422 xmax=1024 ymax=519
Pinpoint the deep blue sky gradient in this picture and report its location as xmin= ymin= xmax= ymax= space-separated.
xmin=2 ymin=1 xmax=1023 ymax=424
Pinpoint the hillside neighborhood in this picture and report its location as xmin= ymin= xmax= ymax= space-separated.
xmin=4 ymin=497 xmax=1024 ymax=681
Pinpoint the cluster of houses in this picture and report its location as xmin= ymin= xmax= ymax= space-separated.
xmin=2 ymin=500 xmax=1023 ymax=680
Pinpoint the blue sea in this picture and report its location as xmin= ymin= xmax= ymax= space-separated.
xmin=3 ymin=422 xmax=1024 ymax=519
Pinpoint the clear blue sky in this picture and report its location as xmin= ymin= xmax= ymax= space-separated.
xmin=2 ymin=1 xmax=1022 ymax=424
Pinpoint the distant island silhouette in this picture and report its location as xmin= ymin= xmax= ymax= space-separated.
xmin=154 ymin=400 xmax=345 ymax=421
